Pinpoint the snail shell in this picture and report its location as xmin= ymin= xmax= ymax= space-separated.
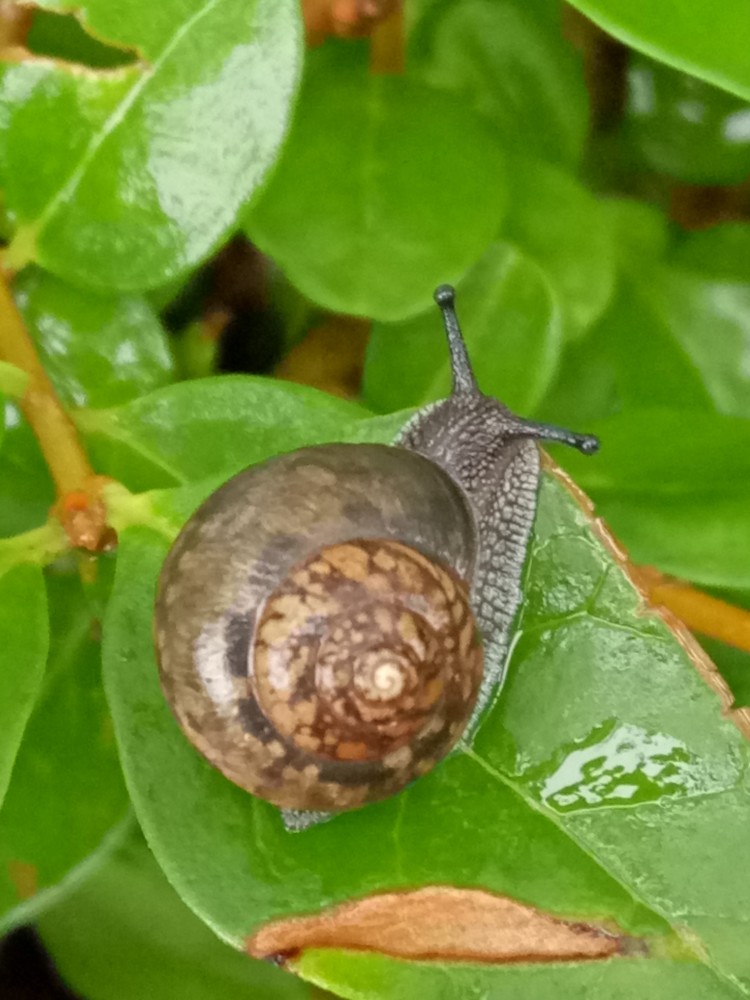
xmin=155 ymin=285 xmax=598 ymax=814
xmin=155 ymin=443 xmax=483 ymax=812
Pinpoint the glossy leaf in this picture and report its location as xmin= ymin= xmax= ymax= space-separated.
xmin=0 ymin=570 xmax=129 ymax=933
xmin=624 ymin=54 xmax=750 ymax=184
xmin=503 ymin=158 xmax=616 ymax=335
xmin=364 ymin=242 xmax=563 ymax=414
xmin=565 ymin=0 xmax=750 ymax=104
xmin=409 ymin=0 xmax=589 ymax=167
xmin=1 ymin=0 xmax=301 ymax=289
xmin=0 ymin=565 xmax=47 ymax=807
xmin=38 ymin=833 xmax=312 ymax=1000
xmin=14 ymin=266 xmax=174 ymax=408
xmin=103 ymin=451 xmax=750 ymax=993
xmin=247 ymin=44 xmax=507 ymax=321
xmin=74 ymin=377 xmax=403 ymax=491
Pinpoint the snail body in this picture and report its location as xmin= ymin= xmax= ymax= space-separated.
xmin=155 ymin=287 xmax=598 ymax=812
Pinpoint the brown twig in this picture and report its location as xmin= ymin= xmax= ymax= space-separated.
xmin=370 ymin=2 xmax=404 ymax=74
xmin=0 ymin=272 xmax=112 ymax=551
xmin=0 ymin=1 xmax=33 ymax=51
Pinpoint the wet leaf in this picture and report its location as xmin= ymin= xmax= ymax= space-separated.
xmin=14 ymin=266 xmax=174 ymax=408
xmin=0 ymin=564 xmax=47 ymax=807
xmin=247 ymin=43 xmax=507 ymax=321
xmin=364 ymin=243 xmax=562 ymax=415
xmin=0 ymin=570 xmax=128 ymax=932
xmin=102 ymin=390 xmax=750 ymax=993
xmin=1 ymin=0 xmax=301 ymax=289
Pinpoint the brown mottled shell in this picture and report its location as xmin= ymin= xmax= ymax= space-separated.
xmin=155 ymin=443 xmax=483 ymax=813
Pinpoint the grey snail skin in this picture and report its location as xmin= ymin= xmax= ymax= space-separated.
xmin=154 ymin=286 xmax=599 ymax=813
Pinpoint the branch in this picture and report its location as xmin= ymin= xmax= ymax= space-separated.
xmin=0 ymin=272 xmax=111 ymax=550
xmin=636 ymin=566 xmax=750 ymax=656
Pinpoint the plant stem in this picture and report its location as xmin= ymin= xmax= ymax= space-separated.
xmin=0 ymin=273 xmax=94 ymax=496
xmin=0 ymin=272 xmax=112 ymax=550
xmin=0 ymin=521 xmax=68 ymax=576
xmin=638 ymin=567 xmax=750 ymax=656
xmin=0 ymin=1 xmax=34 ymax=49
xmin=371 ymin=2 xmax=404 ymax=74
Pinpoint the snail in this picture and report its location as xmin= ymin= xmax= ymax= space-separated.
xmin=154 ymin=286 xmax=598 ymax=813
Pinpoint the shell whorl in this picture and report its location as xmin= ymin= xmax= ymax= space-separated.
xmin=155 ymin=443 xmax=482 ymax=812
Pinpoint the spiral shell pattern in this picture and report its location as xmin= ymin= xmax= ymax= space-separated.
xmin=249 ymin=538 xmax=482 ymax=809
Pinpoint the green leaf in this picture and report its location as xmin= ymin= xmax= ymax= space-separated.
xmin=0 ymin=362 xmax=29 ymax=400
xmin=27 ymin=10 xmax=137 ymax=69
xmin=670 ymin=223 xmax=750 ymax=281
xmin=550 ymin=408 xmax=750 ymax=589
xmin=74 ymin=377 xmax=395 ymax=491
xmin=592 ymin=493 xmax=750 ymax=591
xmin=296 ymin=948 xmax=743 ymax=1000
xmin=0 ymin=565 xmax=48 ymax=807
xmin=558 ymin=409 xmax=750 ymax=497
xmin=701 ymin=636 xmax=750 ymax=710
xmin=537 ymin=269 xmax=736 ymax=431
xmin=623 ymin=54 xmax=750 ymax=184
xmin=364 ymin=242 xmax=563 ymax=414
xmin=565 ymin=0 xmax=750 ymax=104
xmin=1 ymin=0 xmax=302 ymax=289
xmin=602 ymin=198 xmax=670 ymax=274
xmin=247 ymin=43 xmax=507 ymax=321
xmin=649 ymin=267 xmax=750 ymax=418
xmin=503 ymin=158 xmax=616 ymax=335
xmin=103 ymin=466 xmax=750 ymax=991
xmin=38 ymin=832 xmax=312 ymax=1000
xmin=0 ymin=409 xmax=54 ymax=536
xmin=0 ymin=570 xmax=129 ymax=933
xmin=14 ymin=266 xmax=174 ymax=408
xmin=409 ymin=0 xmax=589 ymax=167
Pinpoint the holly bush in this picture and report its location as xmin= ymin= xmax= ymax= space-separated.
xmin=1 ymin=1 xmax=749 ymax=998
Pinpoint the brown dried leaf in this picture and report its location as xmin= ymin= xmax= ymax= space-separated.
xmin=248 ymin=886 xmax=630 ymax=964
